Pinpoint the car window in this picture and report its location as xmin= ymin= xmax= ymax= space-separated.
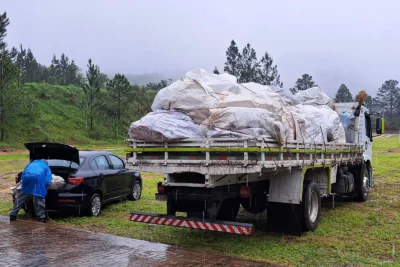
xmin=109 ymin=155 xmax=124 ymax=169
xmin=47 ymin=159 xmax=79 ymax=169
xmin=90 ymin=160 xmax=98 ymax=170
xmin=94 ymin=156 xmax=110 ymax=170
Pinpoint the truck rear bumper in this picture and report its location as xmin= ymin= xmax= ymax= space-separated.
xmin=129 ymin=211 xmax=254 ymax=235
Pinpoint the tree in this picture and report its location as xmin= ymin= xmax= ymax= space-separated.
xmin=375 ymin=80 xmax=400 ymax=118
xmin=0 ymin=12 xmax=9 ymax=51
xmin=258 ymin=52 xmax=283 ymax=87
xmin=145 ymin=79 xmax=170 ymax=91
xmin=15 ymin=45 xmax=48 ymax=83
xmin=106 ymin=74 xmax=131 ymax=124
xmin=290 ymin=74 xmax=318 ymax=94
xmin=48 ymin=53 xmax=82 ymax=86
xmin=238 ymin=43 xmax=259 ymax=83
xmin=82 ymin=59 xmax=101 ymax=131
xmin=213 ymin=66 xmax=220 ymax=74
xmin=335 ymin=84 xmax=353 ymax=103
xmin=0 ymin=12 xmax=24 ymax=141
xmin=223 ymin=40 xmax=241 ymax=78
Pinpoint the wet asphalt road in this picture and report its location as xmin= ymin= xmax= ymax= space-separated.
xmin=0 ymin=216 xmax=278 ymax=267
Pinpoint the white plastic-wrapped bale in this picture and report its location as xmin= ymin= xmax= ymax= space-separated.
xmin=208 ymin=107 xmax=288 ymax=143
xmin=295 ymin=87 xmax=335 ymax=109
xmin=215 ymin=93 xmax=284 ymax=114
xmin=186 ymin=68 xmax=241 ymax=94
xmin=151 ymin=79 xmax=219 ymax=123
xmin=290 ymin=104 xmax=346 ymax=143
xmin=129 ymin=110 xmax=205 ymax=141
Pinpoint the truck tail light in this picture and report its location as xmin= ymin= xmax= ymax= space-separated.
xmin=157 ymin=182 xmax=165 ymax=194
xmin=240 ymin=185 xmax=250 ymax=198
xmin=67 ymin=177 xmax=84 ymax=186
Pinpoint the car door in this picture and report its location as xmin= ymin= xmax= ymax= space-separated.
xmin=90 ymin=155 xmax=118 ymax=200
xmin=108 ymin=154 xmax=131 ymax=196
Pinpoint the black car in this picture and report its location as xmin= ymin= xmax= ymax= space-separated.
xmin=15 ymin=142 xmax=142 ymax=217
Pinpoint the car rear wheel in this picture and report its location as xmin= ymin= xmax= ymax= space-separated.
xmin=88 ymin=193 xmax=102 ymax=217
xmin=128 ymin=180 xmax=142 ymax=201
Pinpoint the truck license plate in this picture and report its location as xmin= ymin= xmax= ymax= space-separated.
xmin=155 ymin=194 xmax=167 ymax=201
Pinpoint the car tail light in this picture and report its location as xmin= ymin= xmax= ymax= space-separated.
xmin=15 ymin=175 xmax=19 ymax=183
xmin=67 ymin=177 xmax=84 ymax=186
xmin=240 ymin=185 xmax=250 ymax=198
xmin=157 ymin=182 xmax=165 ymax=194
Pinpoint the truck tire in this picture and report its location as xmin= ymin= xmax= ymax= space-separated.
xmin=356 ymin=164 xmax=369 ymax=202
xmin=303 ymin=180 xmax=321 ymax=232
xmin=216 ymin=199 xmax=240 ymax=221
xmin=241 ymin=193 xmax=267 ymax=214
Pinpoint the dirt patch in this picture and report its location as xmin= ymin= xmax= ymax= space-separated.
xmin=0 ymin=178 xmax=14 ymax=199
xmin=378 ymin=148 xmax=400 ymax=155
xmin=0 ymin=150 xmax=28 ymax=155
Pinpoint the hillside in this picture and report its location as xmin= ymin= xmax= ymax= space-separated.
xmin=0 ymin=83 xmax=146 ymax=149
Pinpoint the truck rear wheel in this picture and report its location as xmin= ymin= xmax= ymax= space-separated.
xmin=356 ymin=164 xmax=369 ymax=202
xmin=216 ymin=199 xmax=240 ymax=221
xmin=302 ymin=180 xmax=321 ymax=232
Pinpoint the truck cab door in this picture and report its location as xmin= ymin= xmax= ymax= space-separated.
xmin=363 ymin=112 xmax=373 ymax=186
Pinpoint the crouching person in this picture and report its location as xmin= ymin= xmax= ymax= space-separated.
xmin=10 ymin=159 xmax=52 ymax=223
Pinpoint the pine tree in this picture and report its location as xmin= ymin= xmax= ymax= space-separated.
xmin=0 ymin=12 xmax=9 ymax=51
xmin=0 ymin=12 xmax=24 ymax=141
xmin=106 ymin=74 xmax=131 ymax=123
xmin=334 ymin=84 xmax=353 ymax=103
xmin=224 ymin=40 xmax=241 ymax=78
xmin=258 ymin=52 xmax=283 ymax=87
xmin=290 ymin=74 xmax=318 ymax=94
xmin=213 ymin=66 xmax=220 ymax=74
xmin=376 ymin=80 xmax=400 ymax=118
xmin=238 ymin=43 xmax=259 ymax=83
xmin=82 ymin=59 xmax=101 ymax=131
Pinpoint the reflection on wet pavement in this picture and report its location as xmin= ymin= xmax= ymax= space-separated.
xmin=0 ymin=216 xmax=278 ymax=266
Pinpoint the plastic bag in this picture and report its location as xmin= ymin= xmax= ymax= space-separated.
xmin=48 ymin=175 xmax=66 ymax=190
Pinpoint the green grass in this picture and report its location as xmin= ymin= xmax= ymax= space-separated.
xmin=0 ymin=136 xmax=399 ymax=266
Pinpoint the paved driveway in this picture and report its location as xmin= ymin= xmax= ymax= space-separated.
xmin=0 ymin=216 xmax=278 ymax=267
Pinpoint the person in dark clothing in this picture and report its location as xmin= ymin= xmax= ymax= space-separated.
xmin=10 ymin=159 xmax=52 ymax=222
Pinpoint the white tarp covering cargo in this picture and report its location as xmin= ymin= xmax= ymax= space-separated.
xmin=128 ymin=110 xmax=204 ymax=141
xmin=290 ymin=105 xmax=346 ymax=143
xmin=295 ymin=87 xmax=335 ymax=109
xmin=130 ymin=68 xmax=345 ymax=144
xmin=151 ymin=78 xmax=219 ymax=123
xmin=208 ymin=107 xmax=286 ymax=142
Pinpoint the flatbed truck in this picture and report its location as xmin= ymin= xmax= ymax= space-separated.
xmin=125 ymin=103 xmax=383 ymax=235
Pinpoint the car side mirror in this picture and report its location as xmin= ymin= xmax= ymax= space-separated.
xmin=376 ymin=117 xmax=384 ymax=135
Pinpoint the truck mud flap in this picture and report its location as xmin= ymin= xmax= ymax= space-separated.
xmin=267 ymin=202 xmax=303 ymax=236
xmin=130 ymin=211 xmax=254 ymax=235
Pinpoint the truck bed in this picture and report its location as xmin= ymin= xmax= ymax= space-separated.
xmin=125 ymin=138 xmax=364 ymax=176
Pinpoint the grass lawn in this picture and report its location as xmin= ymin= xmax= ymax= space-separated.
xmin=0 ymin=136 xmax=399 ymax=266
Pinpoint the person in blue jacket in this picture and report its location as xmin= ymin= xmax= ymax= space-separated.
xmin=10 ymin=159 xmax=52 ymax=222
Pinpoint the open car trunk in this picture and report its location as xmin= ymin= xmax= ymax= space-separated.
xmin=24 ymin=142 xmax=80 ymax=210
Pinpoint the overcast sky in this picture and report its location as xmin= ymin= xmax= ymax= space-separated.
xmin=3 ymin=0 xmax=400 ymax=97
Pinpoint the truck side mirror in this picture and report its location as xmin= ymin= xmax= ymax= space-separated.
xmin=376 ymin=117 xmax=384 ymax=135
